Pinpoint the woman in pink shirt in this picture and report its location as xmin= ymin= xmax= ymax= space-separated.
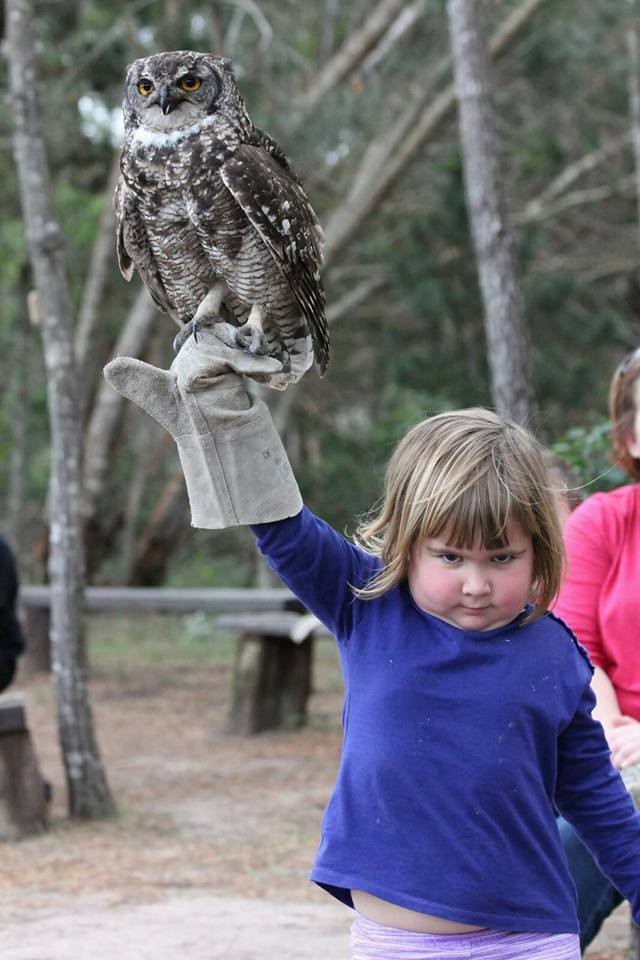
xmin=555 ymin=346 xmax=640 ymax=951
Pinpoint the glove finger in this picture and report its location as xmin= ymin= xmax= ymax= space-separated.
xmin=103 ymin=357 xmax=184 ymax=436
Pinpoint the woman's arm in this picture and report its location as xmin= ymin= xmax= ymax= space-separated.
xmin=589 ymin=666 xmax=640 ymax=769
xmin=591 ymin=666 xmax=623 ymax=732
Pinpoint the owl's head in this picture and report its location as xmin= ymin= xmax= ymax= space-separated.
xmin=123 ymin=51 xmax=249 ymax=132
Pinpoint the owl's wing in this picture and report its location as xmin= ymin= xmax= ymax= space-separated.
xmin=114 ymin=176 xmax=178 ymax=323
xmin=219 ymin=142 xmax=329 ymax=375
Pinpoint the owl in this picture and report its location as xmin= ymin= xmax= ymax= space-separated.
xmin=115 ymin=50 xmax=329 ymax=388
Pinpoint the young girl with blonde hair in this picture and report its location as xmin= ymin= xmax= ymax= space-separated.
xmin=252 ymin=406 xmax=640 ymax=960
xmin=104 ymin=334 xmax=640 ymax=960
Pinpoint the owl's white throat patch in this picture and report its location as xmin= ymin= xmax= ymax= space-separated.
xmin=132 ymin=114 xmax=217 ymax=148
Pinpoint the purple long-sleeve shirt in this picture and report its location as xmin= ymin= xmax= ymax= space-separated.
xmin=252 ymin=507 xmax=640 ymax=934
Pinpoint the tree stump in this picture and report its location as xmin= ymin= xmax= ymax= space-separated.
xmin=0 ymin=694 xmax=48 ymax=839
xmin=222 ymin=613 xmax=316 ymax=735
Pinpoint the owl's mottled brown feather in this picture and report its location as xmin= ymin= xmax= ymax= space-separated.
xmin=220 ymin=142 xmax=328 ymax=374
xmin=114 ymin=177 xmax=176 ymax=320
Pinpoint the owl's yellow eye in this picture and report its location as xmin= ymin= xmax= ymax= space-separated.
xmin=137 ymin=80 xmax=154 ymax=96
xmin=179 ymin=76 xmax=201 ymax=92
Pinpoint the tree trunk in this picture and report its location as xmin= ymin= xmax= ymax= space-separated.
xmin=446 ymin=0 xmax=534 ymax=424
xmin=6 ymin=0 xmax=115 ymax=818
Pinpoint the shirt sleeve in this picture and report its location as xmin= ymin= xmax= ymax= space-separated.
xmin=0 ymin=537 xmax=26 ymax=658
xmin=555 ymin=682 xmax=640 ymax=921
xmin=251 ymin=507 xmax=377 ymax=641
xmin=553 ymin=495 xmax=614 ymax=669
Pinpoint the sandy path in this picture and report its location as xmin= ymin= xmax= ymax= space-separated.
xmin=0 ymin=892 xmax=350 ymax=960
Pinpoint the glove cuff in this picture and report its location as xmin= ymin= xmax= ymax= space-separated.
xmin=177 ymin=392 xmax=303 ymax=529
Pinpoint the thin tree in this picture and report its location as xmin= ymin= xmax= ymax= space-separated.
xmin=6 ymin=0 xmax=115 ymax=817
xmin=446 ymin=0 xmax=534 ymax=424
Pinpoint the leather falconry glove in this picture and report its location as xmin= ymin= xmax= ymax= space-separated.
xmin=103 ymin=323 xmax=303 ymax=529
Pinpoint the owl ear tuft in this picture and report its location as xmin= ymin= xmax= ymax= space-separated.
xmin=203 ymin=54 xmax=234 ymax=76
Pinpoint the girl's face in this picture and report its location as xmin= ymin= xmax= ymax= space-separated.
xmin=408 ymin=519 xmax=534 ymax=632
xmin=626 ymin=376 xmax=640 ymax=459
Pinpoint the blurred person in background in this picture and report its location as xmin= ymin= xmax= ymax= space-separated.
xmin=0 ymin=534 xmax=26 ymax=692
xmin=554 ymin=346 xmax=640 ymax=952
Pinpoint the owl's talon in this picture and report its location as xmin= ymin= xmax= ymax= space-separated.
xmin=234 ymin=323 xmax=270 ymax=356
xmin=173 ymin=323 xmax=193 ymax=353
xmin=173 ymin=317 xmax=219 ymax=352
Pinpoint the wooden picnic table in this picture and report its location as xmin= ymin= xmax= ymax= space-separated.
xmin=18 ymin=586 xmax=329 ymax=734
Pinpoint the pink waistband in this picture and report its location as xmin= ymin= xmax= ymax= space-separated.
xmin=351 ymin=912 xmax=580 ymax=960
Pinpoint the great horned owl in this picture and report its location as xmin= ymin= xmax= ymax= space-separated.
xmin=115 ymin=50 xmax=329 ymax=387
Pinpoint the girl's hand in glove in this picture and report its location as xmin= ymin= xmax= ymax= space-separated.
xmin=104 ymin=323 xmax=302 ymax=529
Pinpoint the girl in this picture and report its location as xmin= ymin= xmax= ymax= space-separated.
xmin=104 ymin=341 xmax=640 ymax=960
xmin=251 ymin=407 xmax=640 ymax=960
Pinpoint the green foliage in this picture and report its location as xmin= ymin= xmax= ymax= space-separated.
xmin=551 ymin=420 xmax=631 ymax=494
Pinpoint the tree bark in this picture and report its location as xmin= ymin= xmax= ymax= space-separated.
xmin=446 ymin=0 xmax=534 ymax=424
xmin=6 ymin=0 xmax=115 ymax=817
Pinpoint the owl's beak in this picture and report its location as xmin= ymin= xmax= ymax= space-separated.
xmin=159 ymin=85 xmax=175 ymax=115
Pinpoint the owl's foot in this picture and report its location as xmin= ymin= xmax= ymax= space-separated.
xmin=233 ymin=322 xmax=271 ymax=357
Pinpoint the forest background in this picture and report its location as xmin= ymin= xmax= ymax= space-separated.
xmin=1 ymin=0 xmax=639 ymax=589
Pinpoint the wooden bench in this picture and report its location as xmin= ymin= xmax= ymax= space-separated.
xmin=218 ymin=611 xmax=327 ymax=735
xmin=18 ymin=585 xmax=299 ymax=674
xmin=18 ymin=586 xmax=327 ymax=735
xmin=0 ymin=693 xmax=48 ymax=839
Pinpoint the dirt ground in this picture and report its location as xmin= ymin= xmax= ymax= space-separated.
xmin=0 ymin=616 xmax=631 ymax=959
